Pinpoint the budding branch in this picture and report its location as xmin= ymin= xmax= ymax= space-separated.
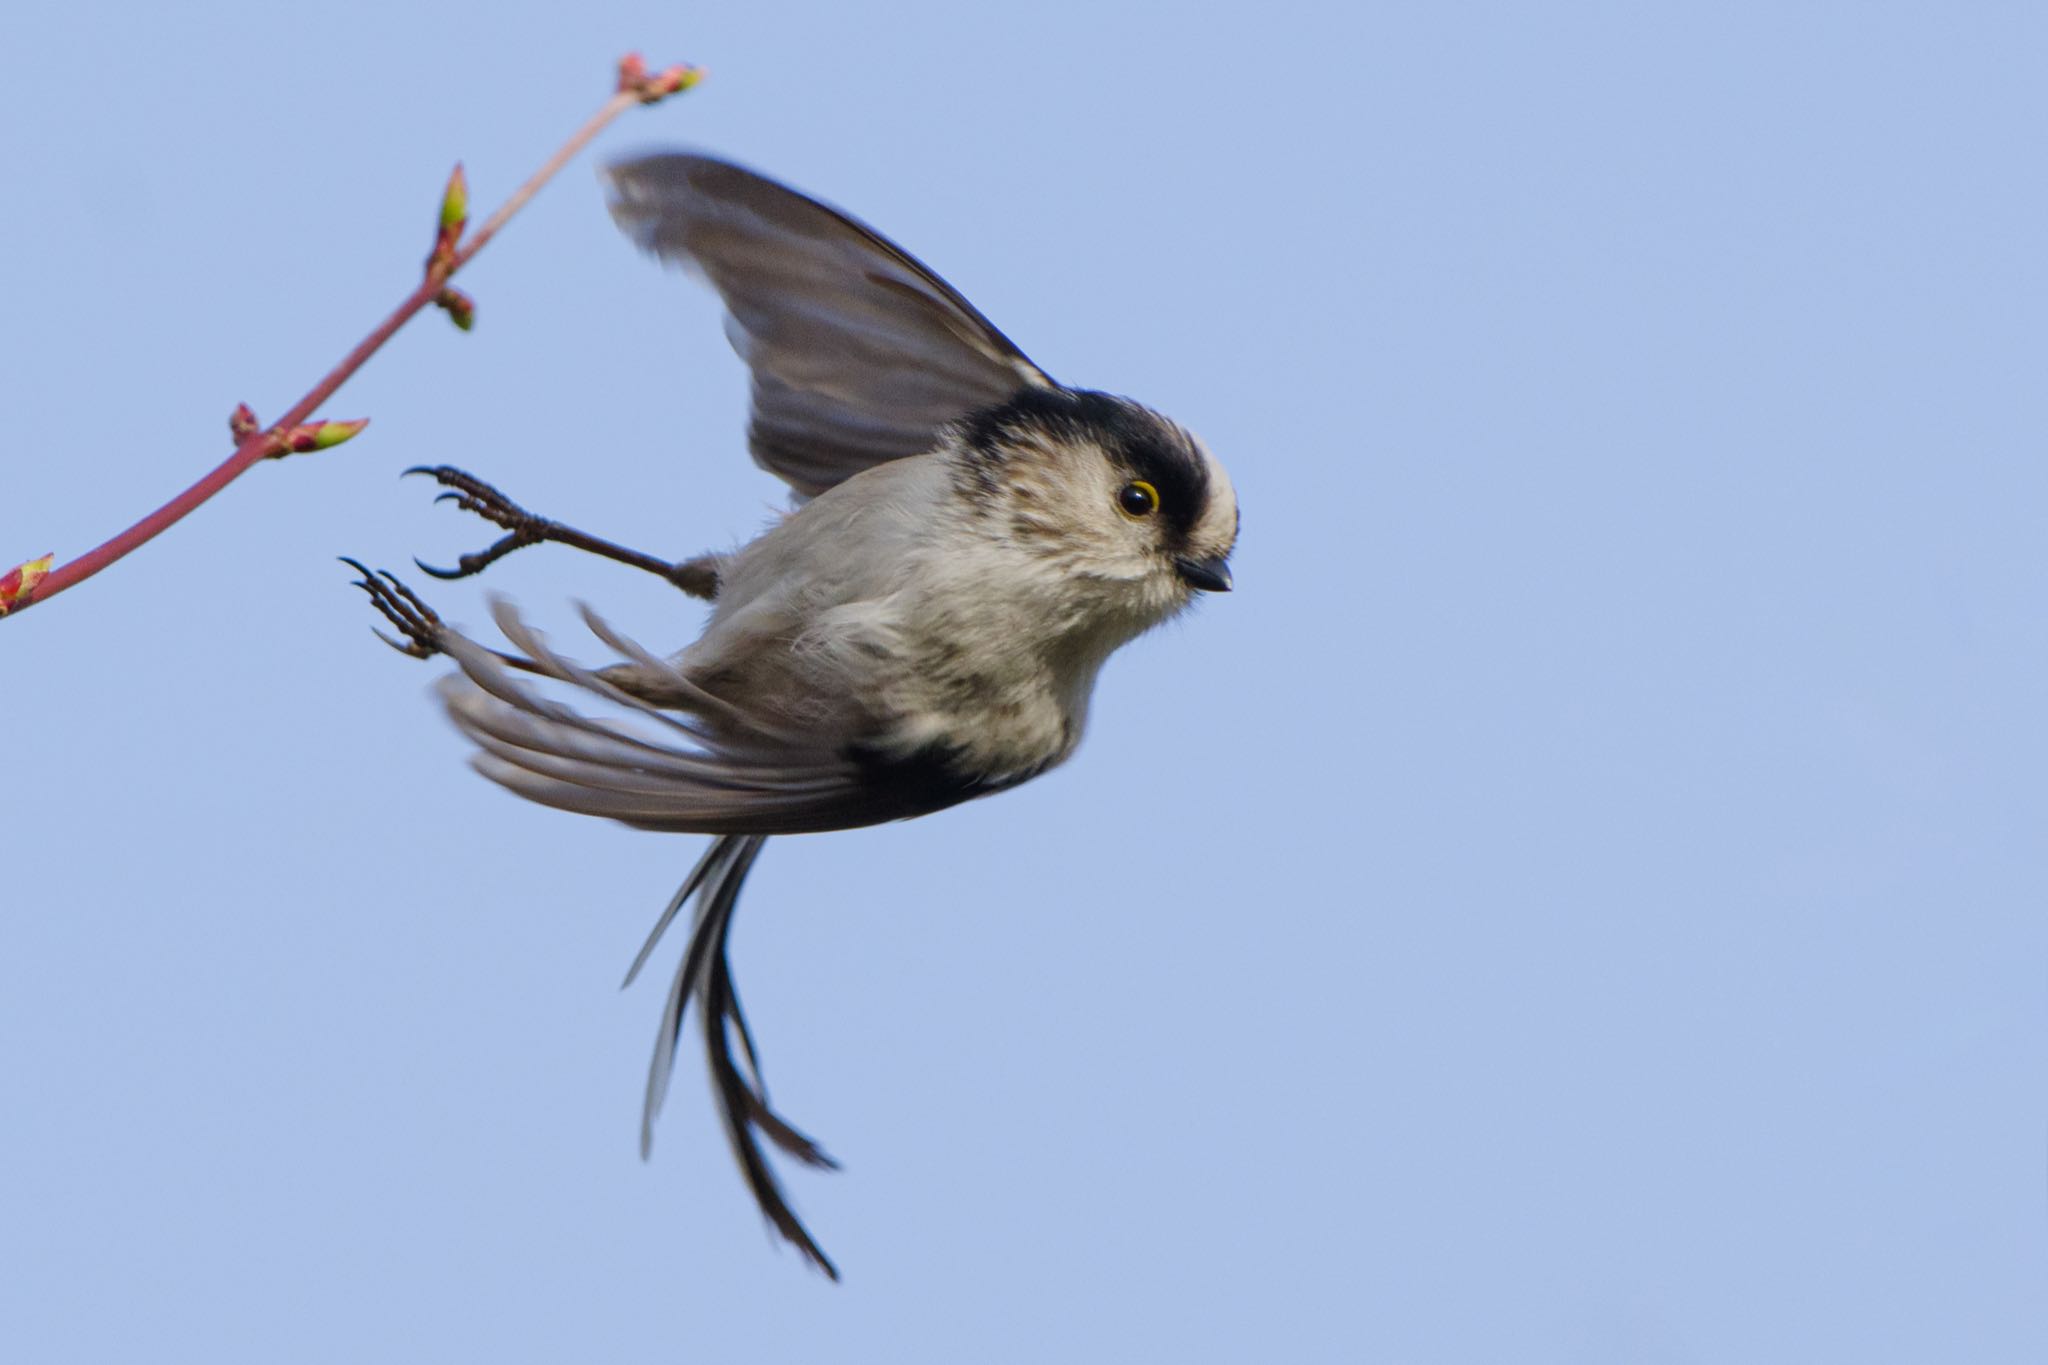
xmin=0 ymin=53 xmax=701 ymax=619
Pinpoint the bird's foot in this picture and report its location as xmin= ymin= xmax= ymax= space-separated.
xmin=404 ymin=464 xmax=719 ymax=599
xmin=405 ymin=464 xmax=554 ymax=580
xmin=341 ymin=558 xmax=446 ymax=660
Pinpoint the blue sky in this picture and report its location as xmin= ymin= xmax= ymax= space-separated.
xmin=4 ymin=3 xmax=2044 ymax=1361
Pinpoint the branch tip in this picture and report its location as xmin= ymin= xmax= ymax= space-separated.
xmin=426 ymin=164 xmax=468 ymax=281
xmin=440 ymin=163 xmax=470 ymax=233
xmin=617 ymin=53 xmax=702 ymax=103
xmin=281 ymin=418 xmax=370 ymax=454
xmin=640 ymin=64 xmax=704 ymax=102
xmin=0 ymin=554 xmax=56 ymax=617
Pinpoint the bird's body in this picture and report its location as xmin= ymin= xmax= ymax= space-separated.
xmin=389 ymin=154 xmax=1237 ymax=1278
xmin=684 ymin=452 xmax=1086 ymax=783
xmin=662 ymin=389 xmax=1228 ymax=790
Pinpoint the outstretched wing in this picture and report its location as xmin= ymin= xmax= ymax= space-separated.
xmin=434 ymin=599 xmax=983 ymax=836
xmin=604 ymin=152 xmax=1055 ymax=497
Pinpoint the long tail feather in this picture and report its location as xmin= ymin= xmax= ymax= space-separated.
xmin=640 ymin=836 xmax=752 ymax=1155
xmin=621 ymin=839 xmax=723 ymax=990
xmin=710 ymin=942 xmax=840 ymax=1169
xmin=635 ymin=835 xmax=841 ymax=1279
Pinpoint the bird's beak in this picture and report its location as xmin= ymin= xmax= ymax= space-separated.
xmin=1175 ymin=555 xmax=1233 ymax=593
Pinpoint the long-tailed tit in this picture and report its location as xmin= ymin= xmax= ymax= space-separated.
xmin=351 ymin=154 xmax=1238 ymax=1278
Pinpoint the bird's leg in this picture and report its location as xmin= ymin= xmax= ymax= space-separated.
xmin=406 ymin=465 xmax=720 ymax=599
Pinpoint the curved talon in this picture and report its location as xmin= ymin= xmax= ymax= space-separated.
xmin=368 ymin=627 xmax=417 ymax=657
xmin=412 ymin=556 xmax=469 ymax=581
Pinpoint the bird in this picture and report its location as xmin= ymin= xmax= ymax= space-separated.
xmin=352 ymin=152 xmax=1238 ymax=1280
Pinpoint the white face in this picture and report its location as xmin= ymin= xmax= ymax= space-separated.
xmin=982 ymin=405 xmax=1237 ymax=623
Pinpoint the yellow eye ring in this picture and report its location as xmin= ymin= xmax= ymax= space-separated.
xmin=1117 ymin=480 xmax=1160 ymax=519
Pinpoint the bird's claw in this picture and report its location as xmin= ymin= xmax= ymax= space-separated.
xmin=406 ymin=464 xmax=536 ymax=530
xmin=341 ymin=557 xmax=446 ymax=660
xmin=405 ymin=465 xmax=553 ymax=580
xmin=412 ymin=552 xmax=496 ymax=582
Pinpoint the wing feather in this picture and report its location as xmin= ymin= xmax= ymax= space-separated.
xmin=605 ymin=152 xmax=1054 ymax=496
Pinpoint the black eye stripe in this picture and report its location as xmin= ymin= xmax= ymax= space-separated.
xmin=1114 ymin=436 xmax=1205 ymax=539
xmin=960 ymin=387 xmax=1209 ymax=542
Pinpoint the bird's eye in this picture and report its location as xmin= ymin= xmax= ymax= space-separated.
xmin=1117 ymin=480 xmax=1160 ymax=519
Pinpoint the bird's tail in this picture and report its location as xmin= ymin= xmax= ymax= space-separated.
xmin=628 ymin=833 xmax=843 ymax=1280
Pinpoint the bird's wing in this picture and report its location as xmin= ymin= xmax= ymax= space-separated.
xmin=434 ymin=599 xmax=982 ymax=836
xmin=604 ymin=152 xmax=1055 ymax=497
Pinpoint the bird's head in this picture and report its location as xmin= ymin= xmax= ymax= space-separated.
xmin=950 ymin=387 xmax=1236 ymax=626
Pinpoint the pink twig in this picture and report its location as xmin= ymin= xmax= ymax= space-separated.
xmin=0 ymin=54 xmax=702 ymax=620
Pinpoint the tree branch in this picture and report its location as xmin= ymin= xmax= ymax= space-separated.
xmin=0 ymin=52 xmax=702 ymax=620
